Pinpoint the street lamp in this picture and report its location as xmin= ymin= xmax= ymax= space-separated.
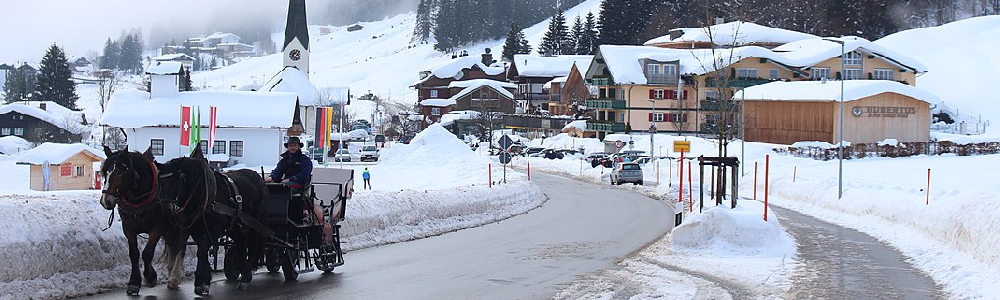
xmin=824 ymin=37 xmax=847 ymax=199
xmin=649 ymin=99 xmax=656 ymax=157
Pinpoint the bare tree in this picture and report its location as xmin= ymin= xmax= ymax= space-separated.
xmin=96 ymin=70 xmax=122 ymax=146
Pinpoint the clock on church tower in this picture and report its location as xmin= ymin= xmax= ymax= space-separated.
xmin=289 ymin=49 xmax=301 ymax=61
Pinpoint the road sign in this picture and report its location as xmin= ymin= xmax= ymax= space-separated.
xmin=614 ymin=140 xmax=625 ymax=149
xmin=673 ymin=141 xmax=691 ymax=153
xmin=498 ymin=135 xmax=514 ymax=150
xmin=499 ymin=152 xmax=512 ymax=164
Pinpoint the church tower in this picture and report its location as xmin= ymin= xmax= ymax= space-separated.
xmin=283 ymin=0 xmax=310 ymax=77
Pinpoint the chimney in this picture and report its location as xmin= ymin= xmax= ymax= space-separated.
xmin=39 ymin=103 xmax=46 ymax=110
xmin=481 ymin=48 xmax=493 ymax=65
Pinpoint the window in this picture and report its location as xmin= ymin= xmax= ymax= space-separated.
xmin=705 ymin=90 xmax=720 ymax=101
xmin=736 ymin=68 xmax=758 ymax=78
xmin=666 ymin=113 xmax=688 ymax=123
xmin=769 ymin=69 xmax=779 ymax=80
xmin=647 ymin=64 xmax=661 ymax=76
xmin=812 ymin=67 xmax=831 ymax=80
xmin=874 ymin=69 xmax=895 ymax=80
xmin=75 ymin=165 xmax=85 ymax=177
xmin=431 ymin=107 xmax=441 ymax=116
xmin=619 ymin=88 xmax=625 ymax=100
xmin=844 ymin=68 xmax=863 ymax=80
xmin=1 ymin=128 xmax=8 ymax=135
xmin=13 ymin=128 xmax=23 ymax=135
xmin=429 ymin=89 xmax=438 ymax=98
xmin=652 ymin=89 xmax=665 ymax=99
xmin=150 ymin=139 xmax=164 ymax=156
xmin=229 ymin=141 xmax=244 ymax=157
xmin=844 ymin=51 xmax=863 ymax=66
xmin=213 ymin=141 xmax=227 ymax=154
xmin=651 ymin=113 xmax=664 ymax=122
xmin=199 ymin=140 xmax=208 ymax=155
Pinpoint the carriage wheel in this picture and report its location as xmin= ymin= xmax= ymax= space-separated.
xmin=223 ymin=247 xmax=240 ymax=281
xmin=265 ymin=249 xmax=280 ymax=273
xmin=281 ymin=249 xmax=299 ymax=281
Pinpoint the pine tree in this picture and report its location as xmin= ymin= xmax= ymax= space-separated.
xmin=501 ymin=22 xmax=524 ymax=61
xmin=413 ymin=0 xmax=433 ymax=42
xmin=118 ymin=31 xmax=144 ymax=74
xmin=518 ymin=28 xmax=532 ymax=55
xmin=33 ymin=44 xmax=79 ymax=110
xmin=99 ymin=38 xmax=120 ymax=70
xmin=538 ymin=11 xmax=571 ymax=55
xmin=571 ymin=16 xmax=586 ymax=55
xmin=583 ymin=12 xmax=599 ymax=54
xmin=3 ymin=68 xmax=30 ymax=103
xmin=433 ymin=0 xmax=458 ymax=52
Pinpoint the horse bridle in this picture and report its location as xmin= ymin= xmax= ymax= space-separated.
xmin=103 ymin=155 xmax=160 ymax=214
xmin=157 ymin=161 xmax=209 ymax=231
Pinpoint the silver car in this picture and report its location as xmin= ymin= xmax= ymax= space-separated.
xmin=610 ymin=162 xmax=643 ymax=185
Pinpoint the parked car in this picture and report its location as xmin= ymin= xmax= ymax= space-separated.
xmin=332 ymin=149 xmax=353 ymax=162
xmin=585 ymin=152 xmax=612 ymax=168
xmin=523 ymin=147 xmax=545 ymax=157
xmin=610 ymin=162 xmax=643 ymax=185
xmin=360 ymin=145 xmax=380 ymax=162
xmin=634 ymin=156 xmax=653 ymax=165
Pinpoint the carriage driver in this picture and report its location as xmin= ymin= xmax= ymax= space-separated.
xmin=265 ymin=136 xmax=313 ymax=191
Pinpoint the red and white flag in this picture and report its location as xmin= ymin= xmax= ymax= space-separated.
xmin=208 ymin=106 xmax=218 ymax=146
xmin=180 ymin=106 xmax=191 ymax=146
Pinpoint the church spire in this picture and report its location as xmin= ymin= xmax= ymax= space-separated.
xmin=283 ymin=0 xmax=310 ymax=77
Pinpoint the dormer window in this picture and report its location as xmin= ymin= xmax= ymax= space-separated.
xmin=646 ymin=62 xmax=678 ymax=84
xmin=430 ymin=90 xmax=439 ymax=98
xmin=843 ymin=51 xmax=863 ymax=66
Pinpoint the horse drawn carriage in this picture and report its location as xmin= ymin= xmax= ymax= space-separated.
xmin=100 ymin=145 xmax=353 ymax=296
xmin=220 ymin=168 xmax=353 ymax=281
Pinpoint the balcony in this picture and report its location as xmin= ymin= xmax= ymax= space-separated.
xmin=700 ymin=100 xmax=738 ymax=112
xmin=587 ymin=99 xmax=626 ymax=109
xmin=705 ymin=77 xmax=773 ymax=88
xmin=587 ymin=122 xmax=627 ymax=132
xmin=589 ymin=77 xmax=614 ymax=86
xmin=647 ymin=75 xmax=679 ymax=85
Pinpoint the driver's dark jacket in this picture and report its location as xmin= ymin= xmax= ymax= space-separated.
xmin=268 ymin=150 xmax=313 ymax=185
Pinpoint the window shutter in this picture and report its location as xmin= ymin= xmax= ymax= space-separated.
xmin=648 ymin=90 xmax=655 ymax=99
xmin=648 ymin=113 xmax=653 ymax=121
xmin=679 ymin=90 xmax=687 ymax=100
xmin=836 ymin=71 xmax=842 ymax=80
xmin=666 ymin=90 xmax=676 ymax=100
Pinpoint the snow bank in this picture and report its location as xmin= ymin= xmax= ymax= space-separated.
xmin=669 ymin=203 xmax=795 ymax=257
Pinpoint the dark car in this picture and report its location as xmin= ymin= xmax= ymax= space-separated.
xmin=523 ymin=147 xmax=545 ymax=157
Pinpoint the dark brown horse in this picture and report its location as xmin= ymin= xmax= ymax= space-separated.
xmin=157 ymin=146 xmax=268 ymax=295
xmin=99 ymin=146 xmax=185 ymax=295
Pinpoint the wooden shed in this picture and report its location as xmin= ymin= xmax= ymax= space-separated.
xmin=737 ymin=81 xmax=935 ymax=145
xmin=16 ymin=143 xmax=106 ymax=191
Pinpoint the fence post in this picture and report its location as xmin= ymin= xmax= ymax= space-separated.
xmin=753 ymin=161 xmax=758 ymax=201
xmin=926 ymin=168 xmax=931 ymax=205
xmin=764 ymin=155 xmax=770 ymax=221
xmin=489 ymin=163 xmax=492 ymax=188
xmin=793 ymin=166 xmax=797 ymax=182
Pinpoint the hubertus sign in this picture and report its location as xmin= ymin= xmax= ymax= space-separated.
xmin=851 ymin=106 xmax=917 ymax=118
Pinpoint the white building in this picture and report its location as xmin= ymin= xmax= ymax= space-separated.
xmin=100 ymin=65 xmax=301 ymax=168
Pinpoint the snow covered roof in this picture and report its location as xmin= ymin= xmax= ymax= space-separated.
xmin=420 ymin=99 xmax=456 ymax=107
xmin=772 ymin=36 xmax=927 ymax=73
xmin=99 ymin=89 xmax=299 ymax=128
xmin=152 ymin=53 xmax=195 ymax=61
xmin=439 ymin=110 xmax=479 ymax=126
xmin=447 ymin=79 xmax=515 ymax=101
xmin=645 ymin=21 xmax=818 ymax=47
xmin=426 ymin=55 xmax=505 ymax=80
xmin=512 ymin=55 xmax=592 ymax=77
xmin=258 ymin=67 xmax=319 ymax=106
xmin=543 ymin=76 xmax=568 ymax=89
xmin=206 ymin=32 xmax=240 ymax=40
xmin=594 ymin=38 xmax=927 ymax=85
xmin=0 ymin=101 xmax=88 ymax=134
xmin=0 ymin=135 xmax=32 ymax=155
xmin=15 ymin=143 xmax=105 ymax=165
xmin=145 ymin=61 xmax=183 ymax=75
xmin=734 ymin=80 xmax=940 ymax=103
xmin=563 ymin=120 xmax=586 ymax=130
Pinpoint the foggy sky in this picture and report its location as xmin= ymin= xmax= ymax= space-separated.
xmin=0 ymin=0 xmax=417 ymax=64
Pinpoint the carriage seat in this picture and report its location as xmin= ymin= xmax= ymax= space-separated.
xmin=264 ymin=183 xmax=310 ymax=226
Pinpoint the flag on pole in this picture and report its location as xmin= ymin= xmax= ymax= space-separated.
xmin=325 ymin=106 xmax=333 ymax=150
xmin=180 ymin=106 xmax=191 ymax=146
xmin=315 ymin=107 xmax=328 ymax=159
xmin=208 ymin=106 xmax=217 ymax=154
xmin=190 ymin=106 xmax=202 ymax=154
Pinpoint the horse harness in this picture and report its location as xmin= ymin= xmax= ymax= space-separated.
xmin=211 ymin=173 xmax=275 ymax=239
xmin=104 ymin=156 xmax=161 ymax=215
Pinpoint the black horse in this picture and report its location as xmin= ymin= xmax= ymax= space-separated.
xmin=157 ymin=146 xmax=269 ymax=295
xmin=99 ymin=146 xmax=185 ymax=295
